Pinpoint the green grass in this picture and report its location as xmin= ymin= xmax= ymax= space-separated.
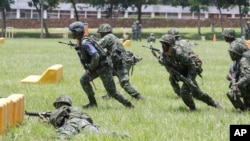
xmin=0 ymin=32 xmax=249 ymax=141
xmin=11 ymin=27 xmax=243 ymax=41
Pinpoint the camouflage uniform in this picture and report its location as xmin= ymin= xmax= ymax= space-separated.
xmin=97 ymin=23 xmax=144 ymax=100
xmin=166 ymin=28 xmax=199 ymax=97
xmin=68 ymin=22 xmax=134 ymax=108
xmin=131 ymin=22 xmax=137 ymax=41
xmin=147 ymin=33 xmax=156 ymax=43
xmin=50 ymin=95 xmax=127 ymax=139
xmin=159 ymin=34 xmax=222 ymax=111
xmin=135 ymin=21 xmax=142 ymax=42
xmin=223 ymin=28 xmax=250 ymax=111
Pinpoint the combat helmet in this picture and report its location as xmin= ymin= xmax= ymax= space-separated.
xmin=53 ymin=95 xmax=72 ymax=107
xmin=228 ymin=45 xmax=248 ymax=57
xmin=97 ymin=23 xmax=112 ymax=33
xmin=167 ymin=28 xmax=180 ymax=37
xmin=69 ymin=21 xmax=84 ymax=32
xmin=222 ymin=28 xmax=235 ymax=38
xmin=160 ymin=34 xmax=175 ymax=46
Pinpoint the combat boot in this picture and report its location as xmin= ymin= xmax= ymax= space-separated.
xmin=124 ymin=101 xmax=134 ymax=108
xmin=212 ymin=100 xmax=223 ymax=109
xmin=133 ymin=94 xmax=145 ymax=100
xmin=101 ymin=94 xmax=112 ymax=100
xmin=83 ymin=96 xmax=98 ymax=109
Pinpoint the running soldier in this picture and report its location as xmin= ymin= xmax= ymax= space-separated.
xmin=68 ymin=21 xmax=134 ymax=108
xmin=158 ymin=34 xmax=222 ymax=111
xmin=97 ymin=23 xmax=144 ymax=100
xmin=166 ymin=28 xmax=201 ymax=97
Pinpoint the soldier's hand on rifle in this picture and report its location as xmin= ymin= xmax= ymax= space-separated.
xmin=38 ymin=113 xmax=46 ymax=120
xmin=86 ymin=69 xmax=91 ymax=75
xmin=157 ymin=55 xmax=164 ymax=65
xmin=226 ymin=73 xmax=232 ymax=81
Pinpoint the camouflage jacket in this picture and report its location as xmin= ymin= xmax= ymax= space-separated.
xmin=97 ymin=33 xmax=126 ymax=65
xmin=161 ymin=44 xmax=197 ymax=79
xmin=238 ymin=56 xmax=250 ymax=88
xmin=50 ymin=106 xmax=93 ymax=129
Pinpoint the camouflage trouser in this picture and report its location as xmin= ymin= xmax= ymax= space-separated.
xmin=56 ymin=117 xmax=101 ymax=139
xmin=80 ymin=66 xmax=132 ymax=106
xmin=169 ymin=74 xmax=180 ymax=96
xmin=56 ymin=117 xmax=129 ymax=139
xmin=227 ymin=84 xmax=250 ymax=111
xmin=113 ymin=61 xmax=141 ymax=98
xmin=180 ymin=78 xmax=218 ymax=110
xmin=135 ymin=31 xmax=141 ymax=41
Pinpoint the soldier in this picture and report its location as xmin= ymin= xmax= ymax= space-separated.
xmin=222 ymin=28 xmax=249 ymax=53
xmin=167 ymin=28 xmax=198 ymax=47
xmin=40 ymin=95 xmax=129 ymax=139
xmin=165 ymin=28 xmax=201 ymax=97
xmin=222 ymin=28 xmax=250 ymax=111
xmin=158 ymin=34 xmax=222 ymax=111
xmin=96 ymin=23 xmax=144 ymax=100
xmin=68 ymin=21 xmax=134 ymax=108
xmin=131 ymin=22 xmax=137 ymax=41
xmin=244 ymin=21 xmax=250 ymax=40
xmin=135 ymin=20 xmax=142 ymax=42
xmin=226 ymin=48 xmax=250 ymax=111
xmin=147 ymin=33 xmax=156 ymax=43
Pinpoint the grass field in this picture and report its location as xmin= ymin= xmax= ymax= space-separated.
xmin=11 ymin=27 xmax=243 ymax=41
xmin=0 ymin=32 xmax=250 ymax=141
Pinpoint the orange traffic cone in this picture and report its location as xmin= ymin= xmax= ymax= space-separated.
xmin=213 ymin=34 xmax=216 ymax=42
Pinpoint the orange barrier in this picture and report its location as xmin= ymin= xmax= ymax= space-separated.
xmin=0 ymin=38 xmax=4 ymax=44
xmin=123 ymin=40 xmax=131 ymax=47
xmin=0 ymin=94 xmax=24 ymax=135
xmin=0 ymin=99 xmax=7 ymax=135
xmin=21 ymin=64 xmax=63 ymax=84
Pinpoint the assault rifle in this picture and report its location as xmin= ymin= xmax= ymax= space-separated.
xmin=25 ymin=111 xmax=51 ymax=118
xmin=142 ymin=44 xmax=199 ymax=92
xmin=142 ymin=45 xmax=161 ymax=52
xmin=58 ymin=41 xmax=76 ymax=49
xmin=58 ymin=41 xmax=97 ymax=90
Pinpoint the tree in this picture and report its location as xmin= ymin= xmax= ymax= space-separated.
xmin=126 ymin=0 xmax=156 ymax=23
xmin=0 ymin=0 xmax=14 ymax=37
xmin=164 ymin=0 xmax=209 ymax=38
xmin=61 ymin=0 xmax=81 ymax=21
xmin=227 ymin=0 xmax=249 ymax=35
xmin=28 ymin=0 xmax=59 ymax=38
xmin=83 ymin=0 xmax=127 ymax=27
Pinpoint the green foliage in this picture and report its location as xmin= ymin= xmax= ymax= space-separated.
xmin=0 ymin=0 xmax=14 ymax=10
xmin=0 ymin=28 xmax=249 ymax=141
